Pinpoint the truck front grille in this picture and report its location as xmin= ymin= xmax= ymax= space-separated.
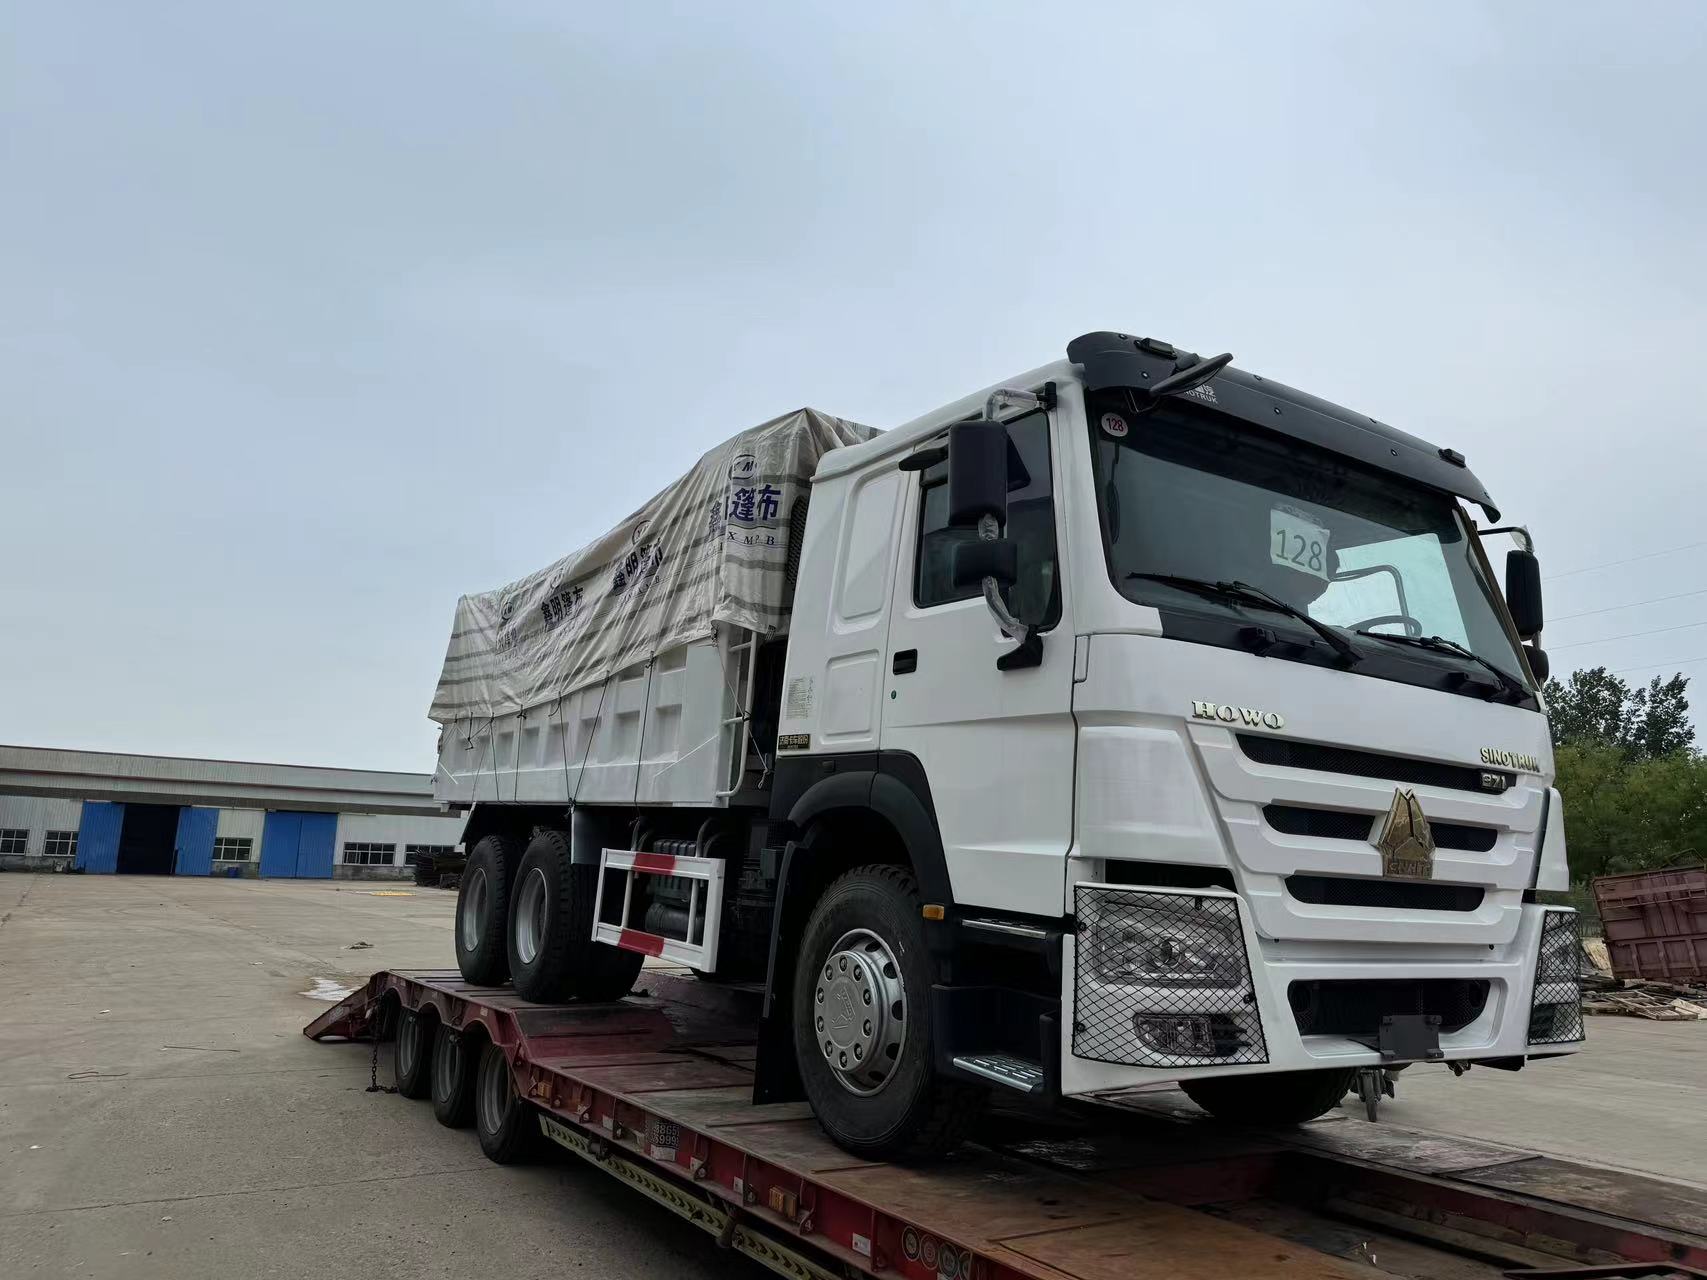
xmin=1263 ymin=805 xmax=1498 ymax=852
xmin=1240 ymin=735 xmax=1512 ymax=795
xmin=1288 ymin=978 xmax=1490 ymax=1037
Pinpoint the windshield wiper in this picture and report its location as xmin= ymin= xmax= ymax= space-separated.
xmin=1126 ymin=573 xmax=1361 ymax=665
xmin=1353 ymin=631 xmax=1528 ymax=702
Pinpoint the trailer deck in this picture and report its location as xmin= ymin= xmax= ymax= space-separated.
xmin=306 ymin=970 xmax=1707 ymax=1280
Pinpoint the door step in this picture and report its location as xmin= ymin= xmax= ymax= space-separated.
xmin=952 ymin=1053 xmax=1046 ymax=1094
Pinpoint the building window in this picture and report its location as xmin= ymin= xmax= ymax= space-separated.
xmin=44 ymin=831 xmax=78 ymax=859
xmin=341 ymin=842 xmax=397 ymax=866
xmin=404 ymin=844 xmax=455 ymax=866
xmin=0 ymin=829 xmax=27 ymax=855
xmin=213 ymin=837 xmax=254 ymax=861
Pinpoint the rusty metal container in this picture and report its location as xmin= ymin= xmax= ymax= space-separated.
xmin=1592 ymin=864 xmax=1707 ymax=982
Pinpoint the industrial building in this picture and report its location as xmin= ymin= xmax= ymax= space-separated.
xmin=0 ymin=744 xmax=463 ymax=879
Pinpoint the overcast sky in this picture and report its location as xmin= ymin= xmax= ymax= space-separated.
xmin=4 ymin=2 xmax=1705 ymax=771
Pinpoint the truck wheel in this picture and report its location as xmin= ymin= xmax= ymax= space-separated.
xmin=431 ymin=1029 xmax=477 ymax=1127
xmin=792 ymin=865 xmax=984 ymax=1161
xmin=1181 ymin=1067 xmax=1357 ymax=1125
xmin=456 ymin=833 xmax=521 ymax=986
xmin=474 ymin=1040 xmax=539 ymax=1164
xmin=394 ymin=1007 xmax=436 ymax=1099
xmin=507 ymin=828 xmax=644 ymax=1004
xmin=413 ymin=855 xmax=436 ymax=887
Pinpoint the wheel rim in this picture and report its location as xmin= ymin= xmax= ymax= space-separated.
xmin=434 ymin=1034 xmax=459 ymax=1099
xmin=514 ymin=868 xmax=548 ymax=965
xmin=398 ymin=1013 xmax=421 ymax=1076
xmin=460 ymin=867 xmax=488 ymax=951
xmin=477 ymin=1050 xmax=511 ymax=1134
xmin=813 ymin=928 xmax=906 ymax=1096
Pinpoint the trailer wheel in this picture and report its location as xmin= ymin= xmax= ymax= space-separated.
xmin=507 ymin=828 xmax=643 ymax=1004
xmin=1181 ymin=1067 xmax=1357 ymax=1126
xmin=394 ymin=1007 xmax=436 ymax=1099
xmin=455 ymin=833 xmax=521 ymax=986
xmin=792 ymin=865 xmax=984 ymax=1161
xmin=474 ymin=1040 xmax=539 ymax=1164
xmin=431 ymin=1029 xmax=477 ymax=1127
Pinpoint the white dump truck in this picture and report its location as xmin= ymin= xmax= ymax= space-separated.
xmin=430 ymin=330 xmax=1582 ymax=1160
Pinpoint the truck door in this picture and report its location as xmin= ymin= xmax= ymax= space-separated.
xmin=880 ymin=408 xmax=1076 ymax=917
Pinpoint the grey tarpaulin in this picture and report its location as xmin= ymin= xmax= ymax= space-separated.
xmin=429 ymin=408 xmax=874 ymax=724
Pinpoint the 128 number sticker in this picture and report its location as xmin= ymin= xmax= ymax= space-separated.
xmin=1270 ymin=506 xmax=1329 ymax=579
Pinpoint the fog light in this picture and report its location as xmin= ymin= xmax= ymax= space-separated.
xmin=1134 ymin=1013 xmax=1246 ymax=1058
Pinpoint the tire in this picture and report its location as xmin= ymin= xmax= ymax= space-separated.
xmin=507 ymin=828 xmax=644 ymax=1004
xmin=1181 ymin=1067 xmax=1357 ymax=1126
xmin=474 ymin=1040 xmax=539 ymax=1164
xmin=394 ymin=1007 xmax=436 ymax=1100
xmin=455 ymin=833 xmax=521 ymax=986
xmin=792 ymin=865 xmax=984 ymax=1161
xmin=431 ymin=1028 xmax=477 ymax=1127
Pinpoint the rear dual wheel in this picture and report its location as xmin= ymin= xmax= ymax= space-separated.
xmin=508 ymin=829 xmax=643 ymax=1004
xmin=431 ymin=1028 xmax=477 ymax=1127
xmin=394 ymin=1007 xmax=436 ymax=1099
xmin=455 ymin=833 xmax=522 ymax=986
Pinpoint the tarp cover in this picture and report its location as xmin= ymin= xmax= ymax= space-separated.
xmin=430 ymin=408 xmax=874 ymax=724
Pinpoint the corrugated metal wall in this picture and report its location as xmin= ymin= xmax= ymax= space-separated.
xmin=0 ymin=795 xmax=84 ymax=855
xmin=333 ymin=812 xmax=465 ymax=866
xmin=216 ymin=808 xmax=265 ymax=839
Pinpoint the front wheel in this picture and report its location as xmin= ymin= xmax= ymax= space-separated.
xmin=791 ymin=866 xmax=984 ymax=1161
xmin=1181 ymin=1067 xmax=1356 ymax=1126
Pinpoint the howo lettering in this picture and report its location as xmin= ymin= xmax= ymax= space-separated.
xmin=429 ymin=330 xmax=1581 ymax=1159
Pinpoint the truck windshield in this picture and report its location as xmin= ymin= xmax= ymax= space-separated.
xmin=1088 ymin=395 xmax=1532 ymax=695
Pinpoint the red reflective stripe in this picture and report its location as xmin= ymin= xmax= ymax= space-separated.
xmin=617 ymin=929 xmax=666 ymax=956
xmin=631 ymin=852 xmax=677 ymax=875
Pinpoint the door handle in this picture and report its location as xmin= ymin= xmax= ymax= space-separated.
xmin=892 ymin=649 xmax=918 ymax=675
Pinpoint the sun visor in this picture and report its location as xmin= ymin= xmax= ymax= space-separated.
xmin=1067 ymin=332 xmax=1500 ymax=521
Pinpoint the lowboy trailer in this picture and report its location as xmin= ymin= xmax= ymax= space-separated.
xmin=307 ymin=969 xmax=1707 ymax=1280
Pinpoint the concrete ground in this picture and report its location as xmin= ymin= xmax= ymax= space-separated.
xmin=2 ymin=875 xmax=1702 ymax=1280
xmin=0 ymin=873 xmax=755 ymax=1280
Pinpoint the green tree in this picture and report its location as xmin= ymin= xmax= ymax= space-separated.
xmin=1543 ymin=667 xmax=1694 ymax=759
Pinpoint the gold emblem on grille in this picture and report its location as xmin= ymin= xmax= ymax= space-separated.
xmin=1374 ymin=788 xmax=1436 ymax=880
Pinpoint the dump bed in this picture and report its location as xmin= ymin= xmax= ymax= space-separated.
xmin=308 ymin=970 xmax=1707 ymax=1280
xmin=429 ymin=408 xmax=870 ymax=809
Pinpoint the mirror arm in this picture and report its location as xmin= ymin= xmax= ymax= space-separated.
xmin=973 ymin=388 xmax=1048 ymax=669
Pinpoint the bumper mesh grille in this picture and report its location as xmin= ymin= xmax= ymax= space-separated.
xmin=1072 ymin=886 xmax=1267 ymax=1068
xmin=1529 ymin=910 xmax=1585 ymax=1045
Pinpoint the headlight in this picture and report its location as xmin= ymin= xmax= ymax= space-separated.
xmin=1090 ymin=898 xmax=1246 ymax=987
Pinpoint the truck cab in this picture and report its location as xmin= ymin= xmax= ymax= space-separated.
xmin=766 ymin=331 xmax=1578 ymax=1152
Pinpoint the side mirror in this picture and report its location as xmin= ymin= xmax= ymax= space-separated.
xmin=1505 ymin=549 xmax=1544 ymax=640
xmin=1525 ymin=645 xmax=1550 ymax=684
xmin=947 ymin=420 xmax=1008 ymax=530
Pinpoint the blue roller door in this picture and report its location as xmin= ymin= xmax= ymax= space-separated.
xmin=259 ymin=811 xmax=336 ymax=879
xmin=173 ymin=807 xmax=218 ymax=876
xmin=75 ymin=802 xmax=124 ymax=874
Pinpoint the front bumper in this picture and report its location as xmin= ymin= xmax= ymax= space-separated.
xmin=1058 ymin=883 xmax=1583 ymax=1097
